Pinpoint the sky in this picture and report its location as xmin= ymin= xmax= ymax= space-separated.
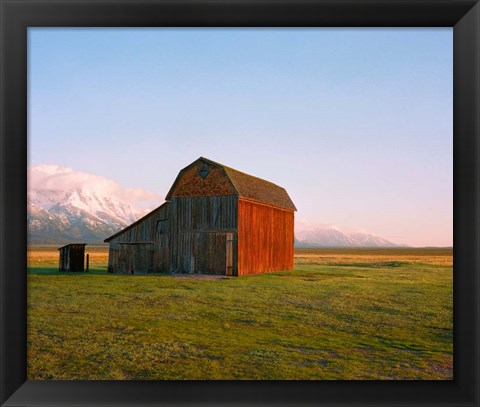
xmin=28 ymin=28 xmax=453 ymax=247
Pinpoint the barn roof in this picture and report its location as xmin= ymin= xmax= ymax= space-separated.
xmin=166 ymin=157 xmax=297 ymax=211
xmin=103 ymin=202 xmax=170 ymax=243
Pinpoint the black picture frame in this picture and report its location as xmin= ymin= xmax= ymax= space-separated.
xmin=1 ymin=1 xmax=478 ymax=406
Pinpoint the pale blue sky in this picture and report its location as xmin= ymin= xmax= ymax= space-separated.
xmin=28 ymin=28 xmax=453 ymax=247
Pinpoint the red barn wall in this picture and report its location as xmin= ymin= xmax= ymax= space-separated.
xmin=237 ymin=198 xmax=294 ymax=276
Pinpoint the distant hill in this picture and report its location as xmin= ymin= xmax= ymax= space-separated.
xmin=294 ymin=226 xmax=401 ymax=248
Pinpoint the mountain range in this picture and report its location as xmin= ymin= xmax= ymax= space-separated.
xmin=28 ymin=189 xmax=400 ymax=247
xmin=27 ymin=165 xmax=400 ymax=247
xmin=28 ymin=187 xmax=149 ymax=245
xmin=294 ymin=227 xmax=399 ymax=248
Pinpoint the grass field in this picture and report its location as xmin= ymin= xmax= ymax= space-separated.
xmin=27 ymin=246 xmax=453 ymax=380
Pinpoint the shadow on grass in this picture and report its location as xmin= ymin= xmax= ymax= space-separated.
xmin=27 ymin=267 xmax=110 ymax=275
xmin=327 ymin=261 xmax=408 ymax=268
xmin=27 ymin=268 xmax=180 ymax=278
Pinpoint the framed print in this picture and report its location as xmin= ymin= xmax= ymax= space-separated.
xmin=1 ymin=0 xmax=479 ymax=406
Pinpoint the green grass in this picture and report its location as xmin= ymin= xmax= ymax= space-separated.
xmin=27 ymin=247 xmax=452 ymax=380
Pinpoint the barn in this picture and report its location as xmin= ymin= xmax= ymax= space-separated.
xmin=104 ymin=157 xmax=296 ymax=276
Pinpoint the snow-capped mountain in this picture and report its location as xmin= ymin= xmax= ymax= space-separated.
xmin=28 ymin=189 xmax=150 ymax=244
xmin=30 ymin=187 xmax=143 ymax=226
xmin=28 ymin=165 xmax=160 ymax=244
xmin=294 ymin=226 xmax=399 ymax=248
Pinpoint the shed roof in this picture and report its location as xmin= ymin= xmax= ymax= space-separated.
xmin=166 ymin=157 xmax=297 ymax=211
xmin=58 ymin=243 xmax=86 ymax=250
xmin=103 ymin=202 xmax=170 ymax=243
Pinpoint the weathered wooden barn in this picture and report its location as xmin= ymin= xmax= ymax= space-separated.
xmin=104 ymin=157 xmax=296 ymax=276
xmin=58 ymin=243 xmax=86 ymax=272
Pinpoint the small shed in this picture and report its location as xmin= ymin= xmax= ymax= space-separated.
xmin=58 ymin=243 xmax=86 ymax=272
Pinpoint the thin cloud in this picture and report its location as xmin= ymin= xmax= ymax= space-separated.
xmin=28 ymin=164 xmax=163 ymax=207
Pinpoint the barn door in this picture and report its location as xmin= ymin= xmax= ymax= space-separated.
xmin=178 ymin=232 xmax=194 ymax=273
xmin=157 ymin=233 xmax=170 ymax=273
xmin=132 ymin=246 xmax=143 ymax=274
xmin=190 ymin=232 xmax=227 ymax=275
xmin=117 ymin=245 xmax=134 ymax=274
xmin=226 ymin=233 xmax=233 ymax=276
xmin=132 ymin=244 xmax=154 ymax=274
xmin=127 ymin=246 xmax=134 ymax=274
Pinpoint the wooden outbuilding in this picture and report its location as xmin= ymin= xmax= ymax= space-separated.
xmin=105 ymin=157 xmax=296 ymax=276
xmin=58 ymin=243 xmax=86 ymax=272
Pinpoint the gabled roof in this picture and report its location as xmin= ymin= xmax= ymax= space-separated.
xmin=166 ymin=157 xmax=296 ymax=211
xmin=104 ymin=202 xmax=169 ymax=243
